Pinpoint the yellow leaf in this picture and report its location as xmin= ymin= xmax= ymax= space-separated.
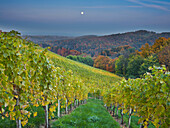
xmin=5 ymin=112 xmax=9 ymax=117
xmin=15 ymin=95 xmax=18 ymax=99
xmin=12 ymin=117 xmax=15 ymax=120
xmin=44 ymin=101 xmax=49 ymax=106
xmin=52 ymin=113 xmax=55 ymax=117
xmin=9 ymin=106 xmax=14 ymax=111
xmin=33 ymin=112 xmax=37 ymax=117
xmin=2 ymin=108 xmax=4 ymax=113
xmin=144 ymin=121 xmax=148 ymax=127
xmin=42 ymin=101 xmax=45 ymax=106
xmin=21 ymin=120 xmax=28 ymax=126
xmin=34 ymin=104 xmax=39 ymax=107
xmin=9 ymin=111 xmax=16 ymax=120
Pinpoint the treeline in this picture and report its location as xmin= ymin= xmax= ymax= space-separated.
xmin=49 ymin=30 xmax=170 ymax=57
xmin=100 ymin=45 xmax=135 ymax=58
xmin=93 ymin=37 xmax=170 ymax=78
xmin=66 ymin=55 xmax=94 ymax=66
xmin=39 ymin=43 xmax=81 ymax=57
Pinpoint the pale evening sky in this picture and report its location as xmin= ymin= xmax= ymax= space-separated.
xmin=0 ymin=0 xmax=170 ymax=36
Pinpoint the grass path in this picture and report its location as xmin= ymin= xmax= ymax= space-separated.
xmin=51 ymin=99 xmax=121 ymax=128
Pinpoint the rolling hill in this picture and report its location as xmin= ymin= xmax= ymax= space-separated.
xmin=24 ymin=30 xmax=170 ymax=57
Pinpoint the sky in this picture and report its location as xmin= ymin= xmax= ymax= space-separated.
xmin=0 ymin=0 xmax=170 ymax=36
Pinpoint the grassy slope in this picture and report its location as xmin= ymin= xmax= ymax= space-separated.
xmin=52 ymin=99 xmax=121 ymax=128
xmin=47 ymin=51 xmax=122 ymax=88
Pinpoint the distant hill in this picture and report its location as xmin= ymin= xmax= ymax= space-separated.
xmin=24 ymin=30 xmax=170 ymax=57
xmin=22 ymin=35 xmax=74 ymax=43
xmin=100 ymin=45 xmax=135 ymax=59
xmin=49 ymin=30 xmax=170 ymax=57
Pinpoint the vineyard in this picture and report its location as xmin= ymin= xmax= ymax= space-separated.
xmin=103 ymin=66 xmax=169 ymax=128
xmin=0 ymin=31 xmax=169 ymax=128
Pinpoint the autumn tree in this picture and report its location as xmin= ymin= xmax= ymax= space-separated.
xmin=106 ymin=59 xmax=117 ymax=73
xmin=137 ymin=43 xmax=151 ymax=58
xmin=151 ymin=37 xmax=169 ymax=53
xmin=158 ymin=45 xmax=170 ymax=70
xmin=93 ymin=55 xmax=110 ymax=70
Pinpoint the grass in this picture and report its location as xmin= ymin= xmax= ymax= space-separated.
xmin=0 ymin=116 xmax=16 ymax=128
xmin=52 ymin=99 xmax=121 ymax=128
xmin=113 ymin=109 xmax=155 ymax=128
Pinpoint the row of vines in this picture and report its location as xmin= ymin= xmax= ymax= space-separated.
xmin=102 ymin=66 xmax=169 ymax=128
xmin=0 ymin=31 xmax=88 ymax=128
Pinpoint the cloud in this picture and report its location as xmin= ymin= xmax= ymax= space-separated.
xmin=127 ymin=0 xmax=170 ymax=11
xmin=78 ymin=5 xmax=143 ymax=9
xmin=143 ymin=0 xmax=170 ymax=5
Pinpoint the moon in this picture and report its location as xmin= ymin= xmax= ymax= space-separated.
xmin=81 ymin=11 xmax=84 ymax=15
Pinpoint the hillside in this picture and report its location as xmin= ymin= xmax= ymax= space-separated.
xmin=24 ymin=30 xmax=170 ymax=57
xmin=51 ymin=30 xmax=170 ymax=56
xmin=47 ymin=50 xmax=121 ymax=89
xmin=22 ymin=35 xmax=74 ymax=43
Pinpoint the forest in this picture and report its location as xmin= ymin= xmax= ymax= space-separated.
xmin=29 ymin=30 xmax=170 ymax=57
xmin=94 ymin=37 xmax=170 ymax=78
